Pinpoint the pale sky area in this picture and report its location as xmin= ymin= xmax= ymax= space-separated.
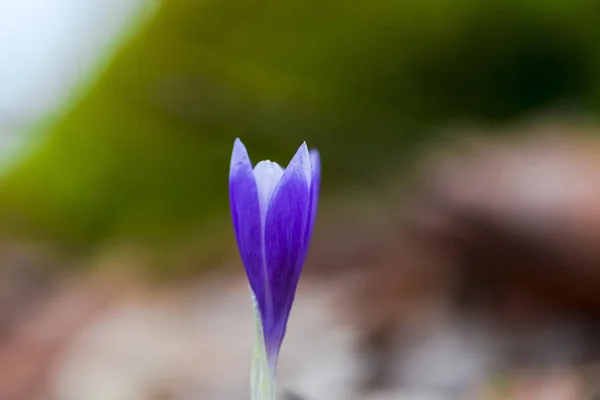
xmin=0 ymin=0 xmax=149 ymax=131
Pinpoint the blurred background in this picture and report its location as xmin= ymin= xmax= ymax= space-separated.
xmin=2 ymin=0 xmax=600 ymax=398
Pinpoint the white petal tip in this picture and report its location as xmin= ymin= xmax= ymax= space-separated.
xmin=253 ymin=161 xmax=284 ymax=223
xmin=309 ymin=148 xmax=320 ymax=164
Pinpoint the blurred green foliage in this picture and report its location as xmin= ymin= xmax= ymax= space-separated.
xmin=0 ymin=0 xmax=599 ymax=249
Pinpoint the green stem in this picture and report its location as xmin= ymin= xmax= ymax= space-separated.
xmin=250 ymin=293 xmax=275 ymax=400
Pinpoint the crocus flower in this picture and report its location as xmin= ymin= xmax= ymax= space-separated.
xmin=229 ymin=138 xmax=320 ymax=400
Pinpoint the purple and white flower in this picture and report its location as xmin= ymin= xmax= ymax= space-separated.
xmin=229 ymin=138 xmax=320 ymax=399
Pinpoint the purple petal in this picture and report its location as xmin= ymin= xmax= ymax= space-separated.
xmin=307 ymin=149 xmax=321 ymax=242
xmin=262 ymin=142 xmax=312 ymax=361
xmin=229 ymin=139 xmax=265 ymax=305
xmin=295 ymin=149 xmax=321 ymax=279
